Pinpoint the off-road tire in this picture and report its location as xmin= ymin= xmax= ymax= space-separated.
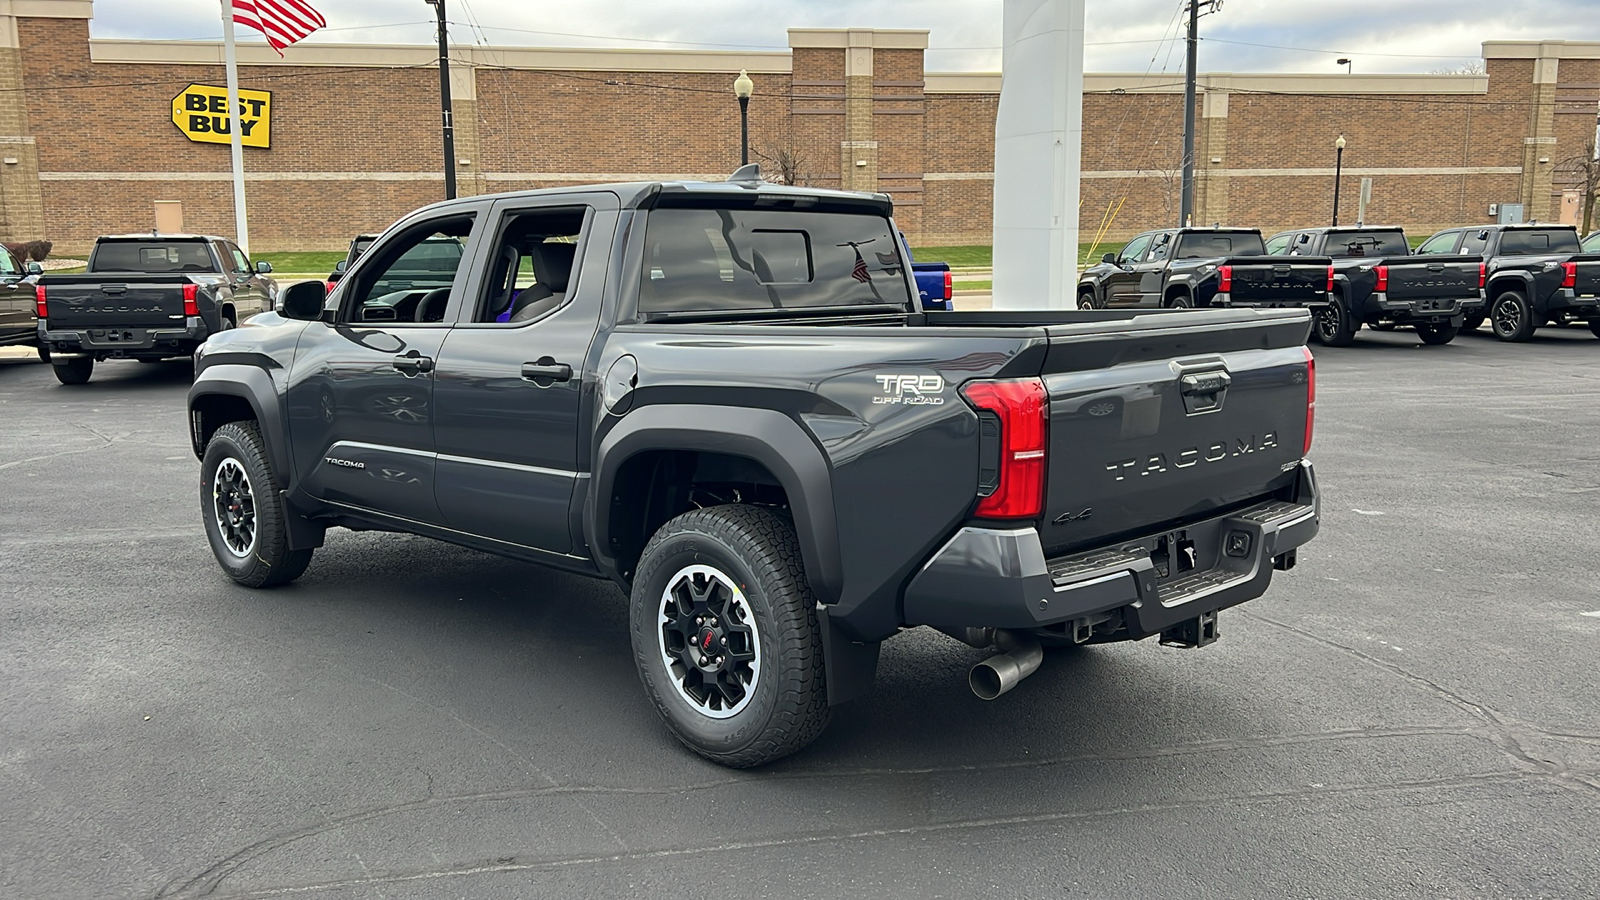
xmin=200 ymin=421 xmax=313 ymax=588
xmin=1164 ymin=292 xmax=1194 ymax=309
xmin=1489 ymin=290 xmax=1536 ymax=342
xmin=1312 ymin=300 xmax=1357 ymax=347
xmin=1415 ymin=322 xmax=1460 ymax=346
xmin=51 ymin=356 xmax=93 ymax=385
xmin=1588 ymin=319 xmax=1600 ymax=340
xmin=1077 ymin=290 xmax=1101 ymax=310
xmin=629 ymin=504 xmax=829 ymax=768
xmin=1369 ymin=322 xmax=1397 ymax=332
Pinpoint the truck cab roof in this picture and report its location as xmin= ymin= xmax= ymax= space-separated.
xmin=98 ymin=234 xmax=229 ymax=243
xmin=403 ymin=177 xmax=895 ymax=219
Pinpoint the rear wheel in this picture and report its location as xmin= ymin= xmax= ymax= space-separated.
xmin=1369 ymin=322 xmax=1397 ymax=332
xmin=629 ymin=505 xmax=829 ymax=768
xmin=200 ymin=421 xmax=314 ymax=588
xmin=51 ymin=356 xmax=93 ymax=385
xmin=1165 ymin=292 xmax=1193 ymax=309
xmin=1312 ymin=300 xmax=1357 ymax=347
xmin=1589 ymin=319 xmax=1600 ymax=340
xmin=1490 ymin=291 xmax=1536 ymax=342
xmin=1415 ymin=322 xmax=1460 ymax=346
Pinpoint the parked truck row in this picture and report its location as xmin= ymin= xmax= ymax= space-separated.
xmin=1079 ymin=223 xmax=1600 ymax=346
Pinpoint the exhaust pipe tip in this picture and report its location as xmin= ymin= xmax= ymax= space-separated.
xmin=967 ymin=632 xmax=1044 ymax=701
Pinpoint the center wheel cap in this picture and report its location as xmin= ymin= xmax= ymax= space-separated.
xmin=697 ymin=628 xmax=719 ymax=660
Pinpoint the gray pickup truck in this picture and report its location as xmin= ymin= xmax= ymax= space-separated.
xmin=36 ymin=234 xmax=276 ymax=384
xmin=188 ymin=173 xmax=1321 ymax=766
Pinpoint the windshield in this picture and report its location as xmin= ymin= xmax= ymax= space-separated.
xmin=1322 ymin=231 xmax=1409 ymax=257
xmin=1499 ymin=229 xmax=1582 ymax=255
xmin=1175 ymin=232 xmax=1265 ymax=259
xmin=90 ymin=241 xmax=217 ymax=273
xmin=639 ymin=206 xmax=912 ymax=314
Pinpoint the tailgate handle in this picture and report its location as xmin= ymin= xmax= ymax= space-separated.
xmin=103 ymin=284 xmax=127 ymax=295
xmin=1428 ymin=264 xmax=1445 ymax=272
xmin=1179 ymin=370 xmax=1231 ymax=415
xmin=1273 ymin=265 xmax=1291 ymax=276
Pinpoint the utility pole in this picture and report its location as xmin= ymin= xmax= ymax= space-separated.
xmin=425 ymin=0 xmax=457 ymax=199
xmin=1180 ymin=0 xmax=1221 ymax=227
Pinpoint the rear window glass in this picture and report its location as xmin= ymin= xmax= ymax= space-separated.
xmin=1175 ymin=233 xmax=1265 ymax=258
xmin=639 ymin=207 xmax=911 ymax=313
xmin=1324 ymin=231 xmax=1409 ymax=257
xmin=1499 ymin=230 xmax=1581 ymax=255
xmin=91 ymin=242 xmax=216 ymax=273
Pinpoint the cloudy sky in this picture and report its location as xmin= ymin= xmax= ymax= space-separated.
xmin=92 ymin=0 xmax=1599 ymax=74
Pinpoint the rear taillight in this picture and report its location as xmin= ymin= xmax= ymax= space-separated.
xmin=961 ymin=378 xmax=1048 ymax=519
xmin=942 ymin=270 xmax=953 ymax=302
xmin=1303 ymin=346 xmax=1316 ymax=455
xmin=182 ymin=283 xmax=199 ymax=317
xmin=1374 ymin=265 xmax=1389 ymax=293
xmin=1478 ymin=263 xmax=1486 ymax=289
xmin=1326 ymin=265 xmax=1335 ymax=292
xmin=1218 ymin=265 xmax=1233 ymax=293
xmin=34 ymin=284 xmax=46 ymax=319
xmin=1562 ymin=262 xmax=1577 ymax=289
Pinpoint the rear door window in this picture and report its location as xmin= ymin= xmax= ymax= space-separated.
xmin=1458 ymin=231 xmax=1489 ymax=255
xmin=1264 ymin=233 xmax=1293 ymax=255
xmin=639 ymin=206 xmax=912 ymax=314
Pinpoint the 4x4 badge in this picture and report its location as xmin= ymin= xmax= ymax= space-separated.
xmin=1053 ymin=507 xmax=1093 ymax=525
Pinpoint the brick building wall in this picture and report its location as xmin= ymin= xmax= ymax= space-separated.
xmin=4 ymin=2 xmax=1598 ymax=254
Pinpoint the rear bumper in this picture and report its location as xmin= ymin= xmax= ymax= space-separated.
xmin=1369 ymin=293 xmax=1483 ymax=323
xmin=39 ymin=318 xmax=209 ymax=358
xmin=1213 ymin=293 xmax=1329 ymax=309
xmin=1542 ymin=289 xmax=1600 ymax=317
xmin=902 ymin=461 xmax=1319 ymax=639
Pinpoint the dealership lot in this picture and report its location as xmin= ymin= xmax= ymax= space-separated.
xmin=2 ymin=327 xmax=1599 ymax=899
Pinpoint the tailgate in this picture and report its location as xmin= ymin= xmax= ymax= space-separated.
xmin=1036 ymin=310 xmax=1311 ymax=558
xmin=1229 ymin=257 xmax=1330 ymax=304
xmin=1572 ymin=254 xmax=1600 ymax=297
xmin=1385 ymin=255 xmax=1480 ymax=300
xmin=43 ymin=281 xmax=190 ymax=329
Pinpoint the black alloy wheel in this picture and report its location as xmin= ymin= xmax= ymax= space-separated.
xmin=200 ymin=421 xmax=314 ymax=587
xmin=629 ymin=504 xmax=828 ymax=767
xmin=1490 ymin=291 xmax=1536 ymax=342
xmin=1312 ymin=300 xmax=1357 ymax=347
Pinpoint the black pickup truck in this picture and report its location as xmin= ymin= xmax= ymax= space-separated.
xmin=1265 ymin=226 xmax=1483 ymax=346
xmin=36 ymin=235 xmax=277 ymax=384
xmin=188 ymin=175 xmax=1320 ymax=767
xmin=1416 ymin=224 xmax=1600 ymax=341
xmin=1077 ymin=227 xmax=1332 ymax=311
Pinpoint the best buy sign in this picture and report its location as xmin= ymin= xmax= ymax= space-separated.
xmin=171 ymin=84 xmax=272 ymax=148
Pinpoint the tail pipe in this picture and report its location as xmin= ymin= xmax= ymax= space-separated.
xmin=966 ymin=627 xmax=1043 ymax=698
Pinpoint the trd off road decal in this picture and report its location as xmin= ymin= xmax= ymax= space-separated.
xmin=873 ymin=374 xmax=946 ymax=406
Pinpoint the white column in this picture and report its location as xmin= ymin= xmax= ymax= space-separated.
xmin=221 ymin=0 xmax=249 ymax=253
xmin=990 ymin=0 xmax=1085 ymax=310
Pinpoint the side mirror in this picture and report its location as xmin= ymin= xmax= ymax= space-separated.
xmin=1297 ymin=234 xmax=1311 ymax=244
xmin=1102 ymin=253 xmax=1117 ymax=264
xmin=1477 ymin=230 xmax=1490 ymax=240
xmin=25 ymin=261 xmax=42 ymax=276
xmin=280 ymin=280 xmax=327 ymax=321
xmin=333 ymin=259 xmax=348 ymax=274
xmin=255 ymin=260 xmax=273 ymax=274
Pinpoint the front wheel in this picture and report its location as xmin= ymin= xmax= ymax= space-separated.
xmin=1312 ymin=301 xmax=1357 ymax=347
xmin=1077 ymin=290 xmax=1101 ymax=310
xmin=1461 ymin=313 xmax=1485 ymax=332
xmin=1588 ymin=319 xmax=1600 ymax=340
xmin=629 ymin=505 xmax=828 ymax=768
xmin=1415 ymin=322 xmax=1460 ymax=345
xmin=1490 ymin=291 xmax=1536 ymax=342
xmin=200 ymin=421 xmax=313 ymax=587
xmin=1165 ymin=293 xmax=1193 ymax=309
xmin=51 ymin=356 xmax=93 ymax=385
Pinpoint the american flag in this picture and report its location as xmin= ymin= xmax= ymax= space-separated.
xmin=850 ymin=250 xmax=872 ymax=283
xmin=232 ymin=0 xmax=326 ymax=55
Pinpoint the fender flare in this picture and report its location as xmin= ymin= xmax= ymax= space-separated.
xmin=187 ymin=364 xmax=289 ymax=483
xmin=1485 ymin=270 xmax=1535 ymax=300
xmin=589 ymin=404 xmax=842 ymax=606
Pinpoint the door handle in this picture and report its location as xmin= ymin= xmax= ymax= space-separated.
xmin=521 ymin=359 xmax=572 ymax=384
xmin=392 ymin=351 xmax=434 ymax=375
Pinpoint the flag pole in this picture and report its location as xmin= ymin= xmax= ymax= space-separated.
xmin=221 ymin=0 xmax=249 ymax=254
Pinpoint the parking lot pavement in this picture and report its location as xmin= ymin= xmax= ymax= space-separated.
xmin=2 ymin=325 xmax=1599 ymax=899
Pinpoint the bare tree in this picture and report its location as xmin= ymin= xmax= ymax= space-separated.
xmin=1557 ymin=141 xmax=1600 ymax=235
xmin=752 ymin=141 xmax=805 ymax=186
xmin=1431 ymin=61 xmax=1487 ymax=76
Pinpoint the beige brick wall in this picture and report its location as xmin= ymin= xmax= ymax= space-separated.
xmin=10 ymin=15 xmax=1599 ymax=252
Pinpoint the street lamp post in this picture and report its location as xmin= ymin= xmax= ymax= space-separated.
xmin=733 ymin=70 xmax=753 ymax=167
xmin=423 ymin=0 xmax=456 ymax=199
xmin=1332 ymin=134 xmax=1346 ymax=226
xmin=1336 ymin=57 xmax=1352 ymax=75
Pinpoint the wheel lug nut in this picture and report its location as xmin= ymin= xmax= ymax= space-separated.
xmin=720 ymin=636 xmax=727 ymax=645
xmin=696 ymin=617 xmax=704 ymax=625
xmin=698 ymin=656 xmax=709 ymax=666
